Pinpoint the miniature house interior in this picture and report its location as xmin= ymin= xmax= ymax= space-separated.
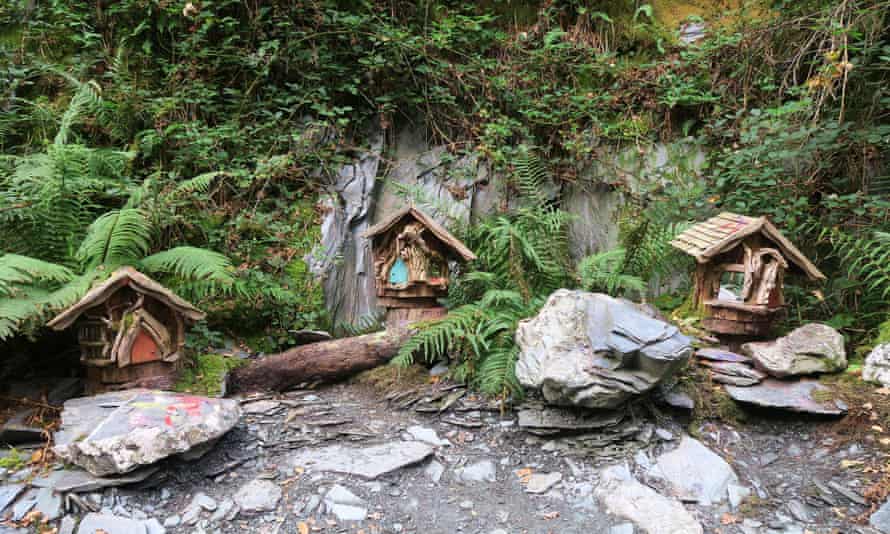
xmin=671 ymin=212 xmax=825 ymax=336
xmin=47 ymin=267 xmax=205 ymax=393
xmin=364 ymin=206 xmax=476 ymax=327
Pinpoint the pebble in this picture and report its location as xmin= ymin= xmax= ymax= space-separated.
xmin=163 ymin=515 xmax=181 ymax=527
xmin=459 ymin=500 xmax=474 ymax=510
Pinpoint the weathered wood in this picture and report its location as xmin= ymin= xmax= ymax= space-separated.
xmin=228 ymin=329 xmax=413 ymax=393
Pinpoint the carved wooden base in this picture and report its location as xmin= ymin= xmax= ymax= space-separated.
xmin=85 ymin=360 xmax=179 ymax=395
xmin=385 ymin=306 xmax=447 ymax=329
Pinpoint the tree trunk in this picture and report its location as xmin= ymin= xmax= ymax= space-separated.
xmin=227 ymin=329 xmax=411 ymax=393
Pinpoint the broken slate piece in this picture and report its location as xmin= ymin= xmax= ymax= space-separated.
xmin=595 ymin=464 xmax=702 ymax=534
xmin=525 ymin=472 xmax=562 ymax=494
xmin=290 ymin=441 xmax=433 ymax=480
xmin=76 ymin=512 xmax=148 ymax=534
xmin=456 ymin=460 xmax=496 ymax=483
xmin=517 ymin=404 xmax=625 ymax=435
xmin=696 ymin=348 xmax=751 ymax=364
xmin=324 ymin=485 xmax=367 ymax=522
xmin=54 ymin=390 xmax=241 ymax=476
xmin=704 ymin=361 xmax=766 ymax=387
xmin=649 ymin=436 xmax=738 ymax=505
xmin=31 ymin=465 xmax=159 ymax=493
xmin=233 ymin=479 xmax=281 ymax=513
xmin=0 ymin=483 xmax=25 ymax=514
xmin=34 ymin=486 xmax=63 ymax=521
xmin=405 ymin=426 xmax=450 ymax=447
xmin=724 ymin=379 xmax=847 ymax=416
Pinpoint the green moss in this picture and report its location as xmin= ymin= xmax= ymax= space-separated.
xmin=175 ymin=353 xmax=245 ymax=397
xmin=0 ymin=448 xmax=26 ymax=471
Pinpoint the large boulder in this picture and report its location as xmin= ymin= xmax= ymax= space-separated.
xmin=742 ymin=323 xmax=846 ymax=378
xmin=515 ymin=290 xmax=692 ymax=409
xmin=54 ymin=390 xmax=241 ymax=476
xmin=864 ymin=344 xmax=890 ymax=387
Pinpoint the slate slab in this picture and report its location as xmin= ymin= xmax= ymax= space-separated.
xmin=31 ymin=465 xmax=159 ymax=493
xmin=76 ymin=512 xmax=148 ymax=534
xmin=725 ymin=379 xmax=847 ymax=415
xmin=233 ymin=479 xmax=281 ymax=513
xmin=649 ymin=436 xmax=738 ymax=505
xmin=0 ymin=484 xmax=25 ymax=514
xmin=696 ymin=348 xmax=751 ymax=364
xmin=290 ymin=441 xmax=433 ymax=479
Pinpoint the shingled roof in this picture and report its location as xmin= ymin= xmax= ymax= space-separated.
xmin=47 ymin=267 xmax=206 ymax=330
xmin=671 ymin=212 xmax=825 ymax=280
xmin=363 ymin=206 xmax=477 ymax=261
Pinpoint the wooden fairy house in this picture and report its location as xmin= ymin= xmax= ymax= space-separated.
xmin=364 ymin=206 xmax=476 ymax=327
xmin=47 ymin=267 xmax=205 ymax=393
xmin=671 ymin=212 xmax=825 ymax=336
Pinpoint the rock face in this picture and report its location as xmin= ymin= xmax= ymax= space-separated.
xmin=725 ymin=379 xmax=848 ymax=416
xmin=54 ymin=390 xmax=241 ymax=476
xmin=649 ymin=436 xmax=738 ymax=505
xmin=742 ymin=323 xmax=846 ymax=377
xmin=515 ymin=291 xmax=692 ymax=409
xmin=871 ymin=497 xmax=890 ymax=533
xmin=290 ymin=441 xmax=433 ymax=479
xmin=595 ymin=464 xmax=703 ymax=534
xmin=864 ymin=344 xmax=890 ymax=387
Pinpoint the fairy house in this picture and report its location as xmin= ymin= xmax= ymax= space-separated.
xmin=671 ymin=212 xmax=825 ymax=336
xmin=364 ymin=206 xmax=476 ymax=327
xmin=47 ymin=267 xmax=205 ymax=393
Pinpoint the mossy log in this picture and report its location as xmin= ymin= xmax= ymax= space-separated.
xmin=227 ymin=329 xmax=411 ymax=393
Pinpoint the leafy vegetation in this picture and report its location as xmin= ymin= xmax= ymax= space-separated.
xmin=0 ymin=0 xmax=888 ymax=369
xmin=174 ymin=353 xmax=245 ymax=397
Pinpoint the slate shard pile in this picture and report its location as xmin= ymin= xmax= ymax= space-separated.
xmin=515 ymin=290 xmax=693 ymax=409
xmin=54 ymin=389 xmax=241 ymax=476
xmin=694 ymin=323 xmax=849 ymax=416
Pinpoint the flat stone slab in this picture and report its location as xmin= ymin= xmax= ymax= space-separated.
xmin=32 ymin=465 xmax=159 ymax=493
xmin=696 ymin=348 xmax=751 ymax=364
xmin=0 ymin=483 xmax=25 ymax=514
xmin=76 ymin=512 xmax=148 ymax=534
xmin=725 ymin=379 xmax=847 ymax=416
xmin=54 ymin=389 xmax=241 ymax=476
xmin=233 ymin=479 xmax=281 ymax=513
xmin=517 ymin=405 xmax=625 ymax=435
xmin=290 ymin=441 xmax=434 ymax=479
xmin=526 ymin=472 xmax=562 ymax=494
xmin=595 ymin=464 xmax=703 ymax=534
xmin=649 ymin=436 xmax=738 ymax=505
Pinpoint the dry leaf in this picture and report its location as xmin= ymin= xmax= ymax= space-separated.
xmin=298 ymin=522 xmax=309 ymax=534
xmin=542 ymin=511 xmax=559 ymax=520
xmin=876 ymin=387 xmax=890 ymax=396
xmin=515 ymin=467 xmax=533 ymax=484
xmin=872 ymin=425 xmax=884 ymax=433
xmin=841 ymin=459 xmax=864 ymax=469
xmin=720 ymin=513 xmax=739 ymax=525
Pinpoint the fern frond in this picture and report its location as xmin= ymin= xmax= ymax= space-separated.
xmin=138 ymin=246 xmax=234 ymax=284
xmin=0 ymin=254 xmax=74 ymax=297
xmin=172 ymin=171 xmax=225 ymax=198
xmin=77 ymin=209 xmax=152 ymax=268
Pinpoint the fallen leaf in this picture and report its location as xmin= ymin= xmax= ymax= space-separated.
xmin=841 ymin=459 xmax=864 ymax=469
xmin=542 ymin=511 xmax=559 ymax=520
xmin=515 ymin=467 xmax=533 ymax=484
xmin=298 ymin=522 xmax=309 ymax=534
xmin=720 ymin=513 xmax=739 ymax=525
xmin=876 ymin=387 xmax=890 ymax=396
xmin=872 ymin=425 xmax=884 ymax=433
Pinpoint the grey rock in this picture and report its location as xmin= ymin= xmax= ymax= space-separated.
xmin=459 ymin=500 xmax=474 ymax=510
xmin=760 ymin=452 xmax=779 ymax=466
xmin=655 ymin=428 xmax=674 ymax=441
xmin=610 ymin=524 xmax=635 ymax=534
xmin=405 ymin=426 xmax=449 ymax=447
xmin=705 ymin=361 xmax=767 ymax=386
xmin=192 ymin=492 xmax=218 ymax=512
xmin=727 ymin=484 xmax=751 ymax=510
xmin=526 ymin=472 xmax=562 ymax=494
xmin=696 ymin=348 xmax=751 ymax=364
xmin=517 ymin=405 xmax=625 ymax=434
xmin=210 ymin=499 xmax=235 ymax=522
xmin=163 ymin=515 xmax=181 ymax=527
xmin=429 ymin=363 xmax=449 ymax=377
xmin=59 ymin=515 xmax=77 ymax=534
xmin=456 ymin=460 xmax=496 ymax=483
xmin=595 ymin=464 xmax=702 ymax=534
xmin=864 ymin=344 xmax=890 ymax=387
xmin=54 ymin=390 xmax=240 ymax=476
xmin=425 ymin=460 xmax=445 ymax=483
xmin=0 ymin=409 xmax=44 ymax=445
xmin=290 ymin=441 xmax=433 ymax=479
xmin=742 ymin=323 xmax=846 ymax=377
xmin=650 ymin=436 xmax=738 ymax=505
xmin=324 ymin=485 xmax=367 ymax=522
xmin=725 ymin=379 xmax=847 ymax=416
xmin=34 ymin=486 xmax=63 ymax=521
xmin=143 ymin=518 xmax=165 ymax=534
xmin=241 ymin=400 xmax=281 ymax=415
xmin=76 ymin=513 xmax=148 ymax=534
xmin=828 ymin=480 xmax=867 ymax=506
xmin=871 ymin=497 xmax=890 ymax=533
xmin=660 ymin=388 xmax=694 ymax=410
xmin=515 ymin=291 xmax=692 ymax=409
xmin=11 ymin=488 xmax=37 ymax=520
xmin=233 ymin=479 xmax=281 ymax=513
xmin=787 ymin=499 xmax=812 ymax=522
xmin=31 ymin=465 xmax=159 ymax=493
xmin=0 ymin=483 xmax=25 ymax=513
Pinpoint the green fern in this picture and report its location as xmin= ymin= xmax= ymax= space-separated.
xmin=77 ymin=209 xmax=152 ymax=269
xmin=577 ymin=248 xmax=647 ymax=295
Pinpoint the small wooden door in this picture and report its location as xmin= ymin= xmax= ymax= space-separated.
xmin=130 ymin=328 xmax=162 ymax=364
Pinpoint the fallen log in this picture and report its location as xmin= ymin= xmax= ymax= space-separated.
xmin=227 ymin=329 xmax=412 ymax=393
